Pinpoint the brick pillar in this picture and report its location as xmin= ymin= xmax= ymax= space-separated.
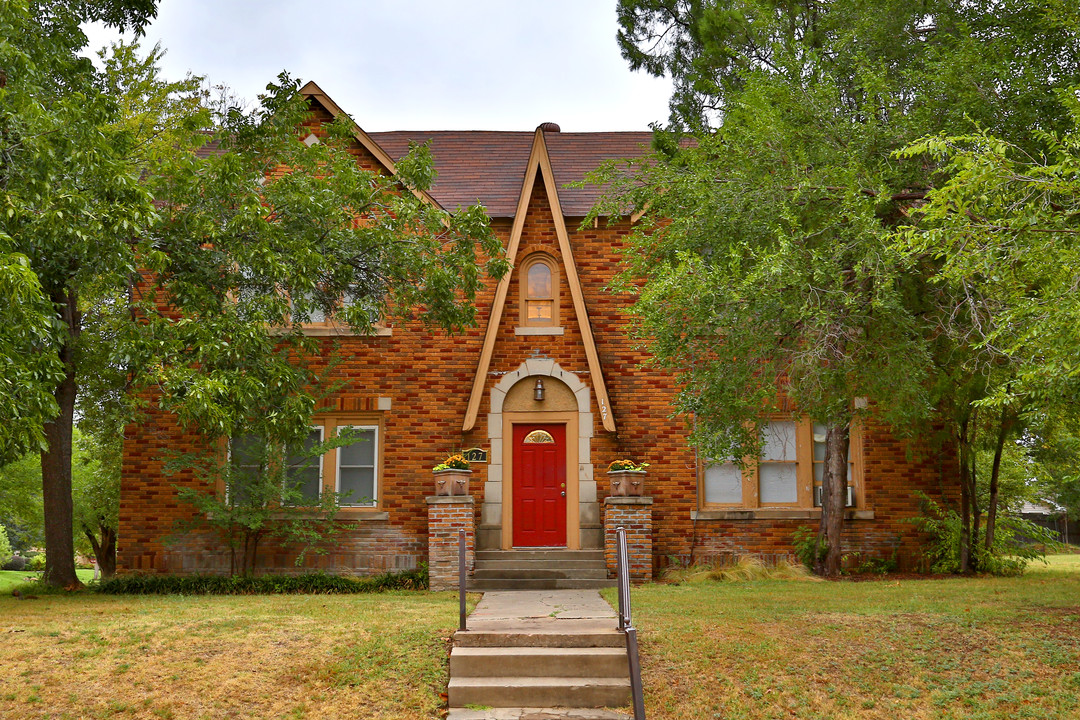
xmin=426 ymin=496 xmax=475 ymax=592
xmin=604 ymin=496 xmax=653 ymax=583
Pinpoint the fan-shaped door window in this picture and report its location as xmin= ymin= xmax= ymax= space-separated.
xmin=523 ymin=429 xmax=555 ymax=444
xmin=521 ymin=255 xmax=558 ymax=326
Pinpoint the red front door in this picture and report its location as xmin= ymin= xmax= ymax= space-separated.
xmin=512 ymin=424 xmax=567 ymax=547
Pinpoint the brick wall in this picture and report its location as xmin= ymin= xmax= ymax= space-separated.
xmin=117 ymin=102 xmax=958 ymax=578
xmin=604 ymin=497 xmax=653 ymax=583
xmin=427 ymin=497 xmax=475 ymax=592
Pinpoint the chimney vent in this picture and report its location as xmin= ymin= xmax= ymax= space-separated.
xmin=538 ymin=122 xmax=561 ymax=133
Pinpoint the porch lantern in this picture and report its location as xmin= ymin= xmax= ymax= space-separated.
xmin=533 ymin=377 xmax=545 ymax=401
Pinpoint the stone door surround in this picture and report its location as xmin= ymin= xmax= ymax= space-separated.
xmin=480 ymin=359 xmax=601 ymax=551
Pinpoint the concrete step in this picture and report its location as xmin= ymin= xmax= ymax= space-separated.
xmin=472 ymin=568 xmax=610 ymax=580
xmin=448 ymin=676 xmax=631 ymax=709
xmin=447 ymin=709 xmax=631 ymax=720
xmin=476 ymin=550 xmax=606 ymax=562
xmin=454 ymin=629 xmax=626 ymax=649
xmin=451 ymin=647 xmax=629 ymax=679
xmin=469 ymin=578 xmax=617 ymax=591
xmin=475 ymin=559 xmax=609 ymax=571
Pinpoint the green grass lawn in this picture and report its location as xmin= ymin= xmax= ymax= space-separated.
xmin=0 ymin=589 xmax=463 ymax=719
xmin=2 ymin=559 xmax=1077 ymax=719
xmin=611 ymin=554 xmax=1080 ymax=720
xmin=0 ymin=568 xmax=96 ymax=593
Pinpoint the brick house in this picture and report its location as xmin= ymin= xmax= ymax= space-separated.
xmin=118 ymin=82 xmax=954 ymax=584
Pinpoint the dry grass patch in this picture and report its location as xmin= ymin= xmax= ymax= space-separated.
xmin=661 ymin=556 xmax=819 ymax=584
xmin=0 ymin=590 xmax=464 ymax=719
xmin=613 ymin=555 xmax=1080 ymax=719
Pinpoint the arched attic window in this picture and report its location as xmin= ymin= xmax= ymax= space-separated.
xmin=520 ymin=254 xmax=559 ymax=327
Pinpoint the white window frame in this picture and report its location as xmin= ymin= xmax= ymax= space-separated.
xmin=334 ymin=424 xmax=379 ymax=508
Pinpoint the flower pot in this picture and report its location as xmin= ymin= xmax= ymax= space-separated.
xmin=608 ymin=470 xmax=646 ymax=497
xmin=433 ymin=468 xmax=471 ymax=496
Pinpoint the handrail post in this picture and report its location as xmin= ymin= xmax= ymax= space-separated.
xmin=458 ymin=528 xmax=467 ymax=632
xmin=626 ymin=625 xmax=646 ymax=720
xmin=616 ymin=525 xmax=645 ymax=719
xmin=616 ymin=526 xmax=625 ymax=630
xmin=616 ymin=526 xmax=632 ymax=629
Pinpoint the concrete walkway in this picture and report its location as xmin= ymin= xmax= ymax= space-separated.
xmin=467 ymin=589 xmax=619 ymax=630
xmin=447 ymin=590 xmax=632 ymax=720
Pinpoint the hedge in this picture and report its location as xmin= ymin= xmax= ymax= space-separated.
xmin=96 ymin=566 xmax=428 ymax=595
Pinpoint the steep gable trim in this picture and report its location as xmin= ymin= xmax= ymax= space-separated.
xmin=536 ymin=132 xmax=617 ymax=433
xmin=461 ymin=131 xmax=543 ymax=431
xmin=462 ymin=130 xmax=617 ymax=433
xmin=298 ymin=81 xmax=445 ymax=211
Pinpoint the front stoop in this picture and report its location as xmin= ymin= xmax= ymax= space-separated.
xmin=469 ymin=550 xmax=616 ymax=591
xmin=448 ymin=628 xmax=631 ymax=713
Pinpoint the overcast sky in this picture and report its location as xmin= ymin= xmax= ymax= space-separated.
xmin=83 ymin=0 xmax=674 ymax=132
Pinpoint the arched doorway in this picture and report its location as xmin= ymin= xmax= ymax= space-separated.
xmin=478 ymin=359 xmax=600 ymax=550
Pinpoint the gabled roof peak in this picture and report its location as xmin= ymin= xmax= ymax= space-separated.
xmin=462 ymin=127 xmax=617 ymax=434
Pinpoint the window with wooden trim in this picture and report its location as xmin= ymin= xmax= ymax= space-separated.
xmin=296 ymin=292 xmax=390 ymax=337
xmin=227 ymin=434 xmax=267 ymax=507
xmin=284 ymin=427 xmax=324 ymax=504
xmin=520 ymin=255 xmax=559 ymax=326
xmin=227 ymin=415 xmax=382 ymax=509
xmin=333 ymin=424 xmax=379 ymax=507
xmin=700 ymin=419 xmax=862 ymax=509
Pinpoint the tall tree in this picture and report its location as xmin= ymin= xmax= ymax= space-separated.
xmin=1 ymin=2 xmax=505 ymax=587
xmin=611 ymin=0 xmax=1080 ymax=573
xmin=590 ymin=75 xmax=930 ymax=575
xmin=1 ymin=0 xmax=166 ymax=587
xmin=896 ymin=108 xmax=1080 ymax=563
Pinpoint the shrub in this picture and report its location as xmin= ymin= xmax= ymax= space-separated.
xmin=842 ymin=551 xmax=899 ymax=575
xmin=792 ymin=525 xmax=827 ymax=571
xmin=0 ymin=527 xmax=12 ymax=567
xmin=97 ymin=566 xmax=429 ymax=595
xmin=2 ymin=554 xmax=28 ymax=571
xmin=27 ymin=554 xmax=46 ymax=571
xmin=911 ymin=493 xmax=1061 ymax=575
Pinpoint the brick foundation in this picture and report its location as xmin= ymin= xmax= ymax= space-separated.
xmin=604 ymin=496 xmax=653 ymax=583
xmin=427 ymin=496 xmax=475 ymax=591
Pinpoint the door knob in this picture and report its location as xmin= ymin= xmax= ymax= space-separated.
xmin=561 ymin=491 xmax=566 ymax=497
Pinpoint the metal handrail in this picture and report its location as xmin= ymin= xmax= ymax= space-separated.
xmin=458 ymin=529 xmax=467 ymax=632
xmin=616 ymin=526 xmax=646 ymax=720
xmin=616 ymin=526 xmax=632 ymax=629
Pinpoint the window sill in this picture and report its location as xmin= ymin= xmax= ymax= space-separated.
xmin=211 ymin=508 xmax=388 ymax=521
xmin=302 ymin=324 xmax=392 ymax=337
xmin=691 ymin=508 xmax=875 ymax=521
xmin=515 ymin=326 xmax=564 ymax=336
xmin=337 ymin=509 xmax=389 ymax=521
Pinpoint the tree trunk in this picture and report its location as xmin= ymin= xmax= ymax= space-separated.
xmin=40 ymin=290 xmax=81 ymax=588
xmin=970 ymin=457 xmax=981 ymax=572
xmin=819 ymin=423 xmax=851 ymax=577
xmin=963 ymin=416 xmax=989 ymax=574
xmin=959 ymin=476 xmax=971 ymax=572
xmin=84 ymin=524 xmax=117 ymax=579
xmin=984 ymin=407 xmax=1011 ymax=553
xmin=242 ymin=531 xmax=262 ymax=576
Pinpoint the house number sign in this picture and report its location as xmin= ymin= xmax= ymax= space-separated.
xmin=462 ymin=447 xmax=488 ymax=463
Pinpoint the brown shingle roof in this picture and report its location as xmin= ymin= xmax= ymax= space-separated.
xmin=368 ymin=130 xmax=654 ymax=218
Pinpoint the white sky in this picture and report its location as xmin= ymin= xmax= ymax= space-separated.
xmin=82 ymin=0 xmax=674 ymax=132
